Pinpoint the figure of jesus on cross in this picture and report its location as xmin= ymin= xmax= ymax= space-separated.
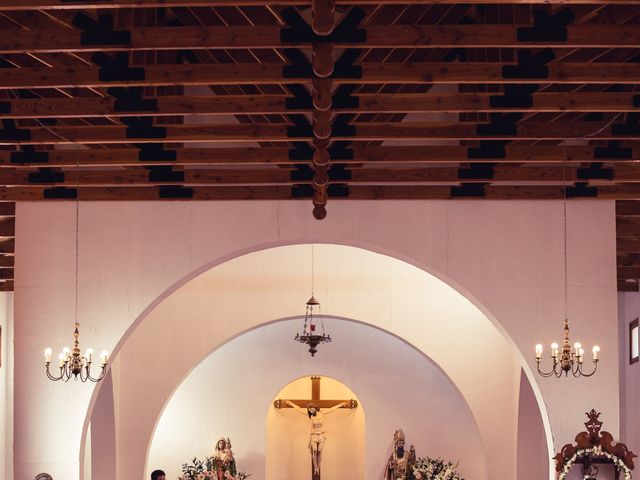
xmin=274 ymin=376 xmax=358 ymax=480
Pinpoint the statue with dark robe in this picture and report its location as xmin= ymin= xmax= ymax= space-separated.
xmin=385 ymin=429 xmax=416 ymax=480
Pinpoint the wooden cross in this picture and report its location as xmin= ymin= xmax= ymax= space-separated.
xmin=273 ymin=376 xmax=358 ymax=410
xmin=273 ymin=376 xmax=358 ymax=480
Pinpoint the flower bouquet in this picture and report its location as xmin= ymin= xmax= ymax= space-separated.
xmin=412 ymin=457 xmax=464 ymax=480
xmin=179 ymin=457 xmax=250 ymax=480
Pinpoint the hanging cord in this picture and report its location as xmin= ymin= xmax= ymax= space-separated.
xmin=311 ymin=243 xmax=315 ymax=297
xmin=562 ymin=161 xmax=568 ymax=321
xmin=75 ymin=144 xmax=80 ymax=327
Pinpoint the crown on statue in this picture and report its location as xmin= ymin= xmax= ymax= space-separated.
xmin=394 ymin=429 xmax=405 ymax=445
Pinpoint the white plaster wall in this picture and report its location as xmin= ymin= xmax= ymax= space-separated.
xmin=13 ymin=200 xmax=619 ymax=480
xmin=516 ymin=369 xmax=548 ymax=480
xmin=617 ymin=292 xmax=640 ymax=452
xmin=147 ymin=320 xmax=486 ymax=480
xmin=0 ymin=292 xmax=13 ymax=480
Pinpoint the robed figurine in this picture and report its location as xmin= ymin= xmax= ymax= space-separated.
xmin=385 ymin=429 xmax=416 ymax=480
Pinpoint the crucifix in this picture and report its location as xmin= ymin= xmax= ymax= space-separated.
xmin=274 ymin=376 xmax=358 ymax=480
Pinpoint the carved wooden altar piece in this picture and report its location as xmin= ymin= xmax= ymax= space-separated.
xmin=554 ymin=410 xmax=636 ymax=479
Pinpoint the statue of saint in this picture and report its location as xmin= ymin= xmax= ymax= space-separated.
xmin=211 ymin=437 xmax=236 ymax=480
xmin=385 ymin=429 xmax=416 ymax=480
xmin=285 ymin=400 xmax=348 ymax=477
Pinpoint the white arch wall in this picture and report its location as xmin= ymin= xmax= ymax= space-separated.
xmin=110 ymin=244 xmax=518 ymax=479
xmin=147 ymin=320 xmax=487 ymax=480
xmin=13 ymin=200 xmax=618 ymax=479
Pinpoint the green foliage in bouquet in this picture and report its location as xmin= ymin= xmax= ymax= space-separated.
xmin=411 ymin=457 xmax=464 ymax=480
xmin=179 ymin=457 xmax=250 ymax=480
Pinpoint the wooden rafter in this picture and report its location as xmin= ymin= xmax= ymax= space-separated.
xmin=2 ymin=24 xmax=640 ymax=52
xmin=1 ymin=92 xmax=639 ymax=119
xmin=2 ymin=145 xmax=635 ymax=167
xmin=1 ymin=120 xmax=637 ymax=144
xmin=1 ymin=62 xmax=640 ymax=90
xmin=0 ymin=0 xmax=638 ymax=10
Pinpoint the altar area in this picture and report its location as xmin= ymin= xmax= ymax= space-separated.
xmin=138 ymin=243 xmax=542 ymax=480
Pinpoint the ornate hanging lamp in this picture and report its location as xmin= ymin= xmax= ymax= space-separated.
xmin=534 ymin=166 xmax=599 ymax=378
xmin=44 ymin=147 xmax=109 ymax=382
xmin=294 ymin=245 xmax=331 ymax=357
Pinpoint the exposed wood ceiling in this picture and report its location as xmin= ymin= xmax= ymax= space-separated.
xmin=0 ymin=0 xmax=638 ymax=291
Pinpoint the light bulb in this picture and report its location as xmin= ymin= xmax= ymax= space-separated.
xmin=58 ymin=353 xmax=66 ymax=367
xmin=62 ymin=347 xmax=70 ymax=357
xmin=100 ymin=350 xmax=109 ymax=365
xmin=551 ymin=343 xmax=559 ymax=355
xmin=44 ymin=348 xmax=52 ymax=362
xmin=574 ymin=342 xmax=582 ymax=352
xmin=592 ymin=345 xmax=600 ymax=360
xmin=85 ymin=348 xmax=93 ymax=362
xmin=535 ymin=344 xmax=543 ymax=359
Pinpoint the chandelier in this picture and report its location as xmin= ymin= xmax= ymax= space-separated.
xmin=295 ymin=295 xmax=331 ymax=357
xmin=294 ymin=245 xmax=331 ymax=357
xmin=534 ymin=166 xmax=599 ymax=378
xmin=44 ymin=147 xmax=109 ymax=382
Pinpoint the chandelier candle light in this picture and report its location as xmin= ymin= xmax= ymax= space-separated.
xmin=534 ymin=164 xmax=599 ymax=378
xmin=44 ymin=145 xmax=109 ymax=383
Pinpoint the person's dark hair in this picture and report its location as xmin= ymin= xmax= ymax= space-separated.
xmin=151 ymin=470 xmax=166 ymax=480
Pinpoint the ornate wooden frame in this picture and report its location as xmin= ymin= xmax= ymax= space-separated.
xmin=554 ymin=410 xmax=636 ymax=477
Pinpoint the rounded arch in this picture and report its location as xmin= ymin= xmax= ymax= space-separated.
xmin=81 ymin=242 xmax=553 ymax=480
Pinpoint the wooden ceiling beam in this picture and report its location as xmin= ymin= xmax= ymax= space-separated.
xmin=618 ymin=253 xmax=640 ymax=267
xmin=617 ymin=201 xmax=640 ymax=216
xmin=2 ymin=92 xmax=640 ymax=119
xmin=0 ymin=256 xmax=13 ymax=268
xmin=0 ymin=165 xmax=605 ymax=186
xmin=0 ymin=202 xmax=15 ymax=215
xmin=617 ymin=266 xmax=640 ymax=279
xmin=618 ymin=238 xmax=640 ymax=253
xmin=0 ymin=0 xmax=638 ymax=11
xmin=2 ymin=24 xmax=640 ymax=53
xmin=2 ymin=120 xmax=638 ymax=145
xmin=3 ymin=184 xmax=640 ymax=202
xmin=2 ymin=145 xmax=638 ymax=167
xmin=618 ymin=281 xmax=639 ymax=292
xmin=1 ymin=62 xmax=640 ymax=90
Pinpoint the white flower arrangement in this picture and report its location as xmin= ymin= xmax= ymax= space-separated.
xmin=178 ymin=457 xmax=250 ymax=480
xmin=412 ymin=457 xmax=464 ymax=480
xmin=557 ymin=446 xmax=632 ymax=480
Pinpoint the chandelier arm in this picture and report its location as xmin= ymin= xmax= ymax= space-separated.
xmin=536 ymin=362 xmax=557 ymax=378
xmin=578 ymin=361 xmax=599 ymax=378
xmin=86 ymin=365 xmax=107 ymax=383
xmin=45 ymin=364 xmax=64 ymax=381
